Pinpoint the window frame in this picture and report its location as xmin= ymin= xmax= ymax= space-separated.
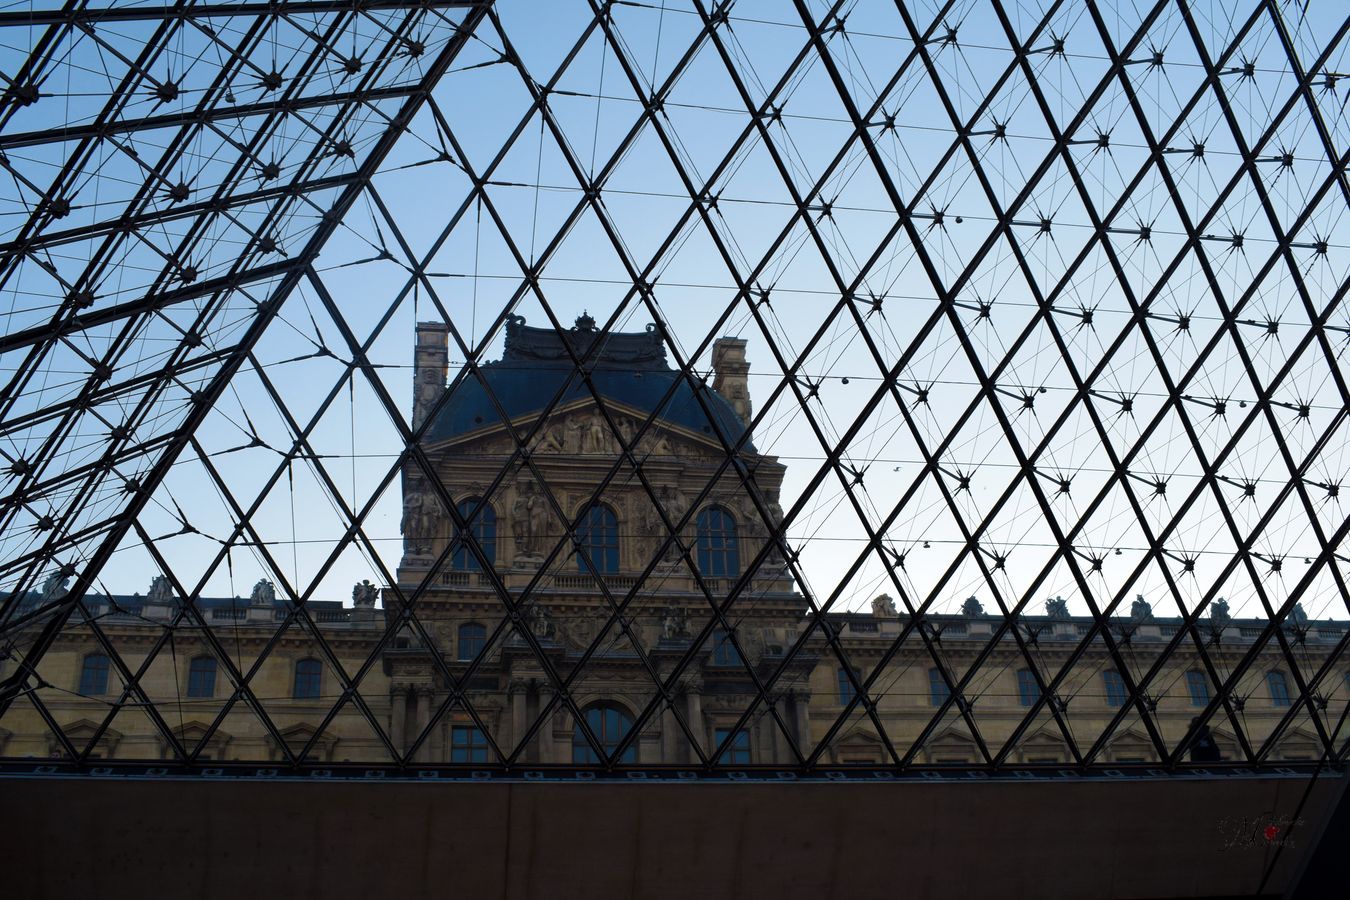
xmin=572 ymin=703 xmax=636 ymax=764
xmin=1103 ymin=670 xmax=1128 ymax=708
xmin=714 ymin=727 xmax=752 ymax=764
xmin=186 ymin=656 xmax=217 ymax=698
xmin=928 ymin=667 xmax=950 ymax=707
xmin=451 ymin=498 xmax=497 ymax=571
xmin=78 ymin=653 xmax=111 ymax=696
xmin=457 ymin=622 xmax=487 ymax=662
xmin=710 ymin=628 xmax=740 ymax=667
xmin=1016 ymin=669 xmax=1040 ymax=707
xmin=450 ymin=724 xmax=490 ymax=763
xmin=1186 ymin=669 xmax=1210 ymax=707
xmin=575 ymin=503 xmax=620 ymax=575
xmin=292 ymin=658 xmax=322 ymax=700
xmin=695 ymin=506 xmax=740 ymax=577
xmin=1267 ymin=670 xmax=1292 ymax=707
xmin=837 ymin=666 xmax=857 ymax=705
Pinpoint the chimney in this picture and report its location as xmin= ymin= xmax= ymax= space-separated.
xmin=413 ymin=321 xmax=449 ymax=430
xmin=712 ymin=337 xmax=751 ymax=425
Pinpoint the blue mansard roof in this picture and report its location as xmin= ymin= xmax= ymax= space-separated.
xmin=424 ymin=316 xmax=753 ymax=449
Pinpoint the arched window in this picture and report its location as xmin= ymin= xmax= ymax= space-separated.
xmin=458 ymin=622 xmax=487 ymax=661
xmin=1267 ymin=670 xmax=1291 ymax=707
xmin=572 ymin=703 xmax=636 ymax=763
xmin=187 ymin=656 xmax=217 ymax=698
xmin=576 ymin=504 xmax=619 ymax=574
xmin=928 ymin=667 xmax=950 ymax=707
xmin=79 ymin=653 xmax=110 ymax=696
xmin=1017 ymin=669 xmax=1040 ymax=707
xmin=696 ymin=506 xmax=739 ymax=576
xmin=293 ymin=658 xmax=322 ymax=699
xmin=451 ymin=499 xmax=496 ymax=571
xmin=1186 ymin=670 xmax=1210 ymax=707
xmin=1103 ymin=670 xmax=1128 ymax=707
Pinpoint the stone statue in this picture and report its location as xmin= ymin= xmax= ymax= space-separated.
xmin=401 ymin=487 xmax=440 ymax=555
xmin=583 ymin=414 xmax=610 ymax=455
xmin=1210 ymin=598 xmax=1231 ymax=627
xmin=662 ymin=604 xmax=691 ymax=639
xmin=147 ymin=574 xmax=174 ymax=603
xmin=539 ymin=424 xmax=565 ymax=453
xmin=660 ymin=485 xmax=689 ymax=562
xmin=352 ymin=579 xmax=378 ymax=607
xmin=249 ymin=578 xmax=276 ymax=606
xmin=39 ymin=571 xmax=69 ymax=602
xmin=512 ymin=478 xmax=547 ymax=559
xmin=529 ymin=603 xmax=555 ymax=640
xmin=1046 ymin=596 xmax=1069 ymax=619
xmin=566 ymin=416 xmax=584 ymax=453
xmin=961 ymin=596 xmax=985 ymax=616
xmin=765 ymin=499 xmax=786 ymax=564
xmin=871 ymin=593 xmax=898 ymax=617
xmin=1130 ymin=595 xmax=1153 ymax=621
xmin=1288 ymin=601 xmax=1309 ymax=628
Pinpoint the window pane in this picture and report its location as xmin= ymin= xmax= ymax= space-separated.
xmin=79 ymin=654 xmax=110 ymax=696
xmin=837 ymin=667 xmax=855 ymax=705
xmin=1017 ymin=669 xmax=1039 ymax=707
xmin=452 ymin=500 xmax=496 ymax=571
xmin=293 ymin=659 xmax=322 ymax=699
xmin=576 ymin=505 xmax=619 ymax=574
xmin=696 ymin=507 xmax=740 ymax=577
xmin=1267 ymin=671 xmax=1291 ymax=706
xmin=451 ymin=725 xmax=490 ymax=763
xmin=458 ymin=623 xmax=486 ymax=661
xmin=1186 ymin=670 xmax=1210 ymax=707
xmin=714 ymin=727 xmax=751 ymax=764
xmin=928 ymin=668 xmax=949 ymax=707
xmin=711 ymin=628 xmax=740 ymax=666
xmin=1103 ymin=671 xmax=1127 ymax=707
xmin=187 ymin=657 xmax=216 ymax=698
xmin=573 ymin=704 xmax=635 ymax=763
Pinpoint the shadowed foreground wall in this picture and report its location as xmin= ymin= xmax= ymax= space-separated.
xmin=2 ymin=774 xmax=1341 ymax=899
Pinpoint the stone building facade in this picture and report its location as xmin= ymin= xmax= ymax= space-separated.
xmin=1 ymin=319 xmax=1344 ymax=767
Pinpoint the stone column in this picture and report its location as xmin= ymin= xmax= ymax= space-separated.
xmin=791 ymin=690 xmax=811 ymax=756
xmin=772 ymin=698 xmax=792 ymax=764
xmin=425 ymin=689 xmax=444 ymax=763
xmin=661 ymin=701 xmax=680 ymax=764
xmin=509 ymin=680 xmax=528 ymax=757
xmin=685 ymin=680 xmax=705 ymax=760
xmin=415 ymin=688 xmax=432 ymax=762
xmin=412 ymin=321 xmax=449 ymax=430
xmin=389 ymin=685 xmax=407 ymax=756
xmin=537 ymin=684 xmax=556 ymax=764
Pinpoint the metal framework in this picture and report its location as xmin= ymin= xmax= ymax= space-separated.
xmin=0 ymin=0 xmax=1347 ymax=777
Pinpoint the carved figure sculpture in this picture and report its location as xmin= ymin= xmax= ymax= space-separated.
xmin=660 ymin=485 xmax=688 ymax=562
xmin=250 ymin=578 xmax=276 ymax=606
xmin=871 ymin=593 xmax=898 ymax=617
xmin=961 ymin=596 xmax=985 ymax=617
xmin=1130 ymin=595 xmax=1153 ymax=621
xmin=147 ymin=574 xmax=174 ymax=602
xmin=352 ymin=579 xmax=379 ymax=607
xmin=401 ymin=488 xmax=439 ymax=555
xmin=1046 ymin=596 xmax=1069 ymax=619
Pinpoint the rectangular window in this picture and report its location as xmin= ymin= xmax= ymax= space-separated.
xmin=928 ymin=668 xmax=950 ymax=707
xmin=1186 ymin=670 xmax=1210 ymax=707
xmin=450 ymin=725 xmax=490 ymax=763
xmin=1267 ymin=671 xmax=1291 ymax=707
xmin=78 ymin=654 xmax=110 ymax=696
xmin=837 ymin=667 xmax=856 ymax=705
xmin=1017 ymin=669 xmax=1040 ymax=707
xmin=711 ymin=629 xmax=740 ymax=667
xmin=1103 ymin=670 xmax=1128 ymax=707
xmin=187 ymin=657 xmax=216 ymax=698
xmin=714 ymin=727 xmax=751 ymax=764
